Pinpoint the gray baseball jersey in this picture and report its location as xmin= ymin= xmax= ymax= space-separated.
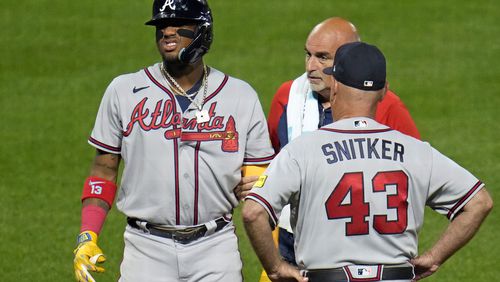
xmin=89 ymin=63 xmax=274 ymax=226
xmin=247 ymin=117 xmax=483 ymax=269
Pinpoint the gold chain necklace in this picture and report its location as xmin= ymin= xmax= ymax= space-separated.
xmin=160 ymin=63 xmax=210 ymax=123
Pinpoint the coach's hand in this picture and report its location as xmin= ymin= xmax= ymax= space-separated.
xmin=267 ymin=261 xmax=308 ymax=282
xmin=73 ymin=231 xmax=106 ymax=282
xmin=234 ymin=175 xmax=259 ymax=201
xmin=410 ymin=252 xmax=440 ymax=281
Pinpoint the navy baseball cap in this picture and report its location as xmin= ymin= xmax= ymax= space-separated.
xmin=323 ymin=42 xmax=386 ymax=91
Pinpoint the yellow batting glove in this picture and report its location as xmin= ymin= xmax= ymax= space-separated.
xmin=259 ymin=270 xmax=272 ymax=282
xmin=241 ymin=164 xmax=268 ymax=177
xmin=73 ymin=231 xmax=106 ymax=282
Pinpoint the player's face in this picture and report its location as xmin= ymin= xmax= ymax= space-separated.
xmin=156 ymin=21 xmax=197 ymax=64
xmin=304 ymin=33 xmax=340 ymax=93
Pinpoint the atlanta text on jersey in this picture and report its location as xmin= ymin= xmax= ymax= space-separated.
xmin=321 ymin=138 xmax=405 ymax=164
xmin=123 ymin=99 xmax=225 ymax=137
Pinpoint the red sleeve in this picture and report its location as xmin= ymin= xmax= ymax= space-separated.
xmin=375 ymin=89 xmax=421 ymax=140
xmin=267 ymin=81 xmax=292 ymax=153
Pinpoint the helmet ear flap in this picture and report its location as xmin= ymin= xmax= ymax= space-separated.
xmin=178 ymin=22 xmax=212 ymax=64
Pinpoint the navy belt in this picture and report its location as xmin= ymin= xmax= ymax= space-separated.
xmin=305 ymin=265 xmax=414 ymax=282
xmin=127 ymin=217 xmax=230 ymax=244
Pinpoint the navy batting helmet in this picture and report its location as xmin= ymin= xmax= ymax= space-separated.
xmin=146 ymin=0 xmax=213 ymax=64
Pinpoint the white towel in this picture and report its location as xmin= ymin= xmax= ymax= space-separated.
xmin=286 ymin=72 xmax=319 ymax=142
xmin=280 ymin=73 xmax=319 ymax=233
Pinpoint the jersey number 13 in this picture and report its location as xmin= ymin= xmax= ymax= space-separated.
xmin=325 ymin=171 xmax=408 ymax=236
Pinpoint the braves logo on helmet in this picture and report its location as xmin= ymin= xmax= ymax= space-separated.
xmin=159 ymin=0 xmax=176 ymax=12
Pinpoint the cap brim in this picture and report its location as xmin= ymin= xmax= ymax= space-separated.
xmin=323 ymin=66 xmax=334 ymax=75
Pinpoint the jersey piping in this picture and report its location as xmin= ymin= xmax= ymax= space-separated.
xmin=88 ymin=136 xmax=121 ymax=153
xmin=447 ymin=181 xmax=483 ymax=220
xmin=243 ymin=154 xmax=276 ymax=164
xmin=319 ymin=128 xmax=394 ymax=134
xmin=194 ymin=139 xmax=201 ymax=225
xmin=204 ymin=74 xmax=229 ymax=102
xmin=247 ymin=192 xmax=279 ymax=226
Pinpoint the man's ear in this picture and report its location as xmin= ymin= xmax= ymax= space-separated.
xmin=379 ymin=81 xmax=388 ymax=102
xmin=330 ymin=79 xmax=338 ymax=105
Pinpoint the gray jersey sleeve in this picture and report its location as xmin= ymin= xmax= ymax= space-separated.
xmin=427 ymin=147 xmax=484 ymax=220
xmin=88 ymin=78 xmax=123 ymax=154
xmin=242 ymin=87 xmax=275 ymax=165
xmin=246 ymin=148 xmax=301 ymax=227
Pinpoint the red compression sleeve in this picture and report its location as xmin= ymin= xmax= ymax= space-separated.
xmin=80 ymin=205 xmax=107 ymax=234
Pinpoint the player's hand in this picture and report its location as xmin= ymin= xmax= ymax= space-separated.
xmin=410 ymin=252 xmax=440 ymax=281
xmin=73 ymin=231 xmax=106 ymax=282
xmin=234 ymin=175 xmax=259 ymax=201
xmin=267 ymin=261 xmax=308 ymax=282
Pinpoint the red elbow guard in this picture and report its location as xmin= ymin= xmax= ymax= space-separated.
xmin=82 ymin=176 xmax=117 ymax=208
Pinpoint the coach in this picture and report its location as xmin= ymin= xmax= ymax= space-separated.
xmin=243 ymin=42 xmax=493 ymax=282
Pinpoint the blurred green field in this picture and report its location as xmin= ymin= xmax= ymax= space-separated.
xmin=1 ymin=0 xmax=499 ymax=281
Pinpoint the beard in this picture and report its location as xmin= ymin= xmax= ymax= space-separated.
xmin=309 ymin=80 xmax=328 ymax=93
xmin=162 ymin=52 xmax=183 ymax=65
xmin=156 ymin=43 xmax=185 ymax=66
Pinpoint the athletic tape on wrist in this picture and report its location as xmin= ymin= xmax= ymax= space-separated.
xmin=82 ymin=176 xmax=117 ymax=208
xmin=77 ymin=230 xmax=98 ymax=244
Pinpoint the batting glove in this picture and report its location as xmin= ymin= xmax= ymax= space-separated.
xmin=73 ymin=231 xmax=106 ymax=282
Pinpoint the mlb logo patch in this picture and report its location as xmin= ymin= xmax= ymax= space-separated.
xmin=364 ymin=80 xmax=374 ymax=87
xmin=347 ymin=265 xmax=380 ymax=279
xmin=354 ymin=120 xmax=368 ymax=128
xmin=358 ymin=267 xmax=371 ymax=275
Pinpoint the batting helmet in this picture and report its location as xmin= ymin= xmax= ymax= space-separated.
xmin=146 ymin=0 xmax=213 ymax=64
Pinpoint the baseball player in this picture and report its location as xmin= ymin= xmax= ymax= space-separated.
xmin=72 ymin=1 xmax=274 ymax=281
xmin=243 ymin=42 xmax=493 ymax=282
xmin=261 ymin=17 xmax=420 ymax=281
